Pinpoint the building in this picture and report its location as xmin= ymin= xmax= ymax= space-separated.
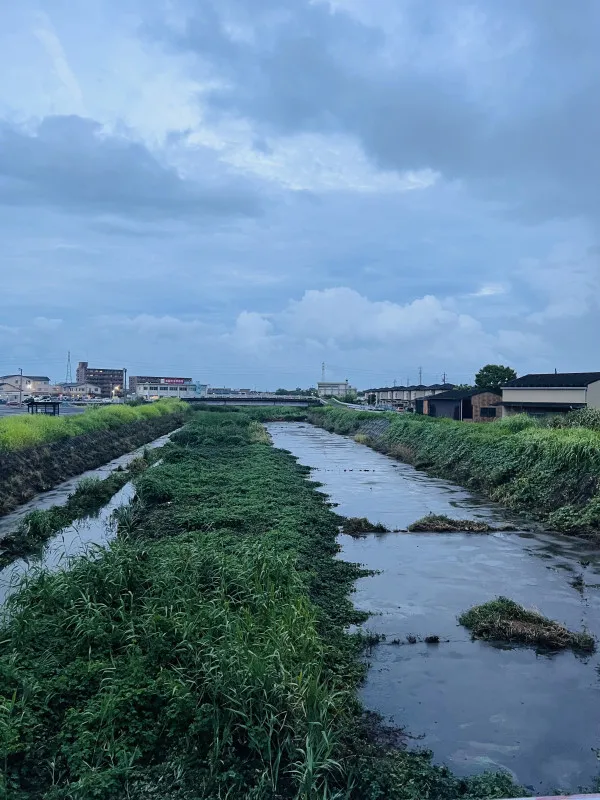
xmin=317 ymin=381 xmax=354 ymax=398
xmin=76 ymin=362 xmax=124 ymax=398
xmin=0 ymin=374 xmax=51 ymax=400
xmin=501 ymin=372 xmax=600 ymax=416
xmin=423 ymin=388 xmax=501 ymax=422
xmin=366 ymin=383 xmax=455 ymax=407
xmin=55 ymin=382 xmax=101 ymax=398
xmin=129 ymin=375 xmax=198 ymax=400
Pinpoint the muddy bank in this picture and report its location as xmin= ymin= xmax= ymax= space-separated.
xmin=0 ymin=412 xmax=186 ymax=516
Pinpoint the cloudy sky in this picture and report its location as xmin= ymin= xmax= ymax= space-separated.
xmin=2 ymin=0 xmax=599 ymax=388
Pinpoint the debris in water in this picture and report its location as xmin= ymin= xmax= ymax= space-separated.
xmin=342 ymin=517 xmax=389 ymax=535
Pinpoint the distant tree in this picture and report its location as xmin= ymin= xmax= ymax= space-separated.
xmin=475 ymin=364 xmax=516 ymax=394
xmin=274 ymin=387 xmax=317 ymax=396
xmin=453 ymin=383 xmax=474 ymax=391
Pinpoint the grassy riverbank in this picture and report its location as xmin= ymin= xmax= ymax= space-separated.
xmin=0 ymin=411 xmax=521 ymax=799
xmin=0 ymin=399 xmax=184 ymax=452
xmin=307 ymin=406 xmax=600 ymax=532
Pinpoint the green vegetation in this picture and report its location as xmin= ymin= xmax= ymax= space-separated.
xmin=459 ymin=597 xmax=596 ymax=652
xmin=474 ymin=364 xmax=517 ymax=394
xmin=0 ymin=412 xmax=522 ymax=799
xmin=309 ymin=406 xmax=600 ymax=532
xmin=0 ymin=452 xmax=156 ymax=567
xmin=407 ymin=514 xmax=495 ymax=533
xmin=342 ymin=517 xmax=389 ymax=535
xmin=0 ymin=399 xmax=185 ymax=452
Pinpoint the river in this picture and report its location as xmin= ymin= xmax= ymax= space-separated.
xmin=268 ymin=421 xmax=600 ymax=795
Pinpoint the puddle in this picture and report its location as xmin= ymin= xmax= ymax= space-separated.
xmin=267 ymin=422 xmax=600 ymax=794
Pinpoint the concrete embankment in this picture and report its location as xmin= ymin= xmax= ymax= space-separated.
xmin=0 ymin=411 xmax=186 ymax=515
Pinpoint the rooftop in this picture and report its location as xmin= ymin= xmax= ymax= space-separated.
xmin=504 ymin=372 xmax=600 ymax=388
xmin=429 ymin=388 xmax=499 ymax=401
xmin=0 ymin=374 xmax=50 ymax=382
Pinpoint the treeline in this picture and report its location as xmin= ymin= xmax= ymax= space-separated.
xmin=308 ymin=406 xmax=600 ymax=532
xmin=0 ymin=411 xmax=520 ymax=799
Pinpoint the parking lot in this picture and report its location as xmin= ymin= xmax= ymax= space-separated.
xmin=0 ymin=404 xmax=86 ymax=418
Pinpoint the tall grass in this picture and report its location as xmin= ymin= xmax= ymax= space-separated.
xmin=309 ymin=407 xmax=600 ymax=532
xmin=0 ymin=412 xmax=522 ymax=799
xmin=0 ymin=400 xmax=184 ymax=452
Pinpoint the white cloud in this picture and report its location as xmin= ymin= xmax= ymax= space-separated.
xmin=523 ymin=247 xmax=600 ymax=323
xmin=94 ymin=314 xmax=210 ymax=339
xmin=33 ymin=13 xmax=84 ymax=114
xmin=469 ymin=283 xmax=507 ymax=297
xmin=33 ymin=316 xmax=63 ymax=330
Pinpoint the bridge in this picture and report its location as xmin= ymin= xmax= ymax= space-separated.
xmin=184 ymin=394 xmax=323 ymax=407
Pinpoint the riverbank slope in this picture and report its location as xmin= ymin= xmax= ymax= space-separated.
xmin=0 ymin=401 xmax=187 ymax=515
xmin=305 ymin=406 xmax=600 ymax=533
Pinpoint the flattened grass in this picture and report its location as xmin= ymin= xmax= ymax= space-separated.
xmin=459 ymin=596 xmax=596 ymax=652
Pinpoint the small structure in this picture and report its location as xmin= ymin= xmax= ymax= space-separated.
xmin=423 ymin=388 xmax=501 ymax=422
xmin=501 ymin=372 xmax=600 ymax=416
xmin=55 ymin=382 xmax=101 ymax=398
xmin=26 ymin=399 xmax=61 ymax=416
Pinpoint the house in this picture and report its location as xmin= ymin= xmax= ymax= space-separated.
xmin=501 ymin=372 xmax=600 ymax=416
xmin=0 ymin=374 xmax=51 ymax=401
xmin=317 ymin=381 xmax=354 ymax=398
xmin=55 ymin=382 xmax=102 ymax=397
xmin=423 ymin=388 xmax=501 ymax=422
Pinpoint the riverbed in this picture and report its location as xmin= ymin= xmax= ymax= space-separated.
xmin=268 ymin=422 xmax=600 ymax=795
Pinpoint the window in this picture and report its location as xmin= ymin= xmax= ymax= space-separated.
xmin=169 ymin=387 xmax=179 ymax=391
xmin=149 ymin=386 xmax=159 ymax=391
xmin=480 ymin=407 xmax=497 ymax=418
xmin=160 ymin=386 xmax=168 ymax=391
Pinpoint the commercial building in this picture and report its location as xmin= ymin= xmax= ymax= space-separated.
xmin=129 ymin=375 xmax=199 ymax=400
xmin=423 ymin=388 xmax=501 ymax=422
xmin=501 ymin=372 xmax=600 ymax=416
xmin=76 ymin=363 xmax=124 ymax=398
xmin=317 ymin=381 xmax=354 ymax=398
xmin=0 ymin=374 xmax=51 ymax=401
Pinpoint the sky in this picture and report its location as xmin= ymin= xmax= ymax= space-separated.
xmin=1 ymin=0 xmax=599 ymax=389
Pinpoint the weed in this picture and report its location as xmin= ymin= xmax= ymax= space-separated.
xmin=407 ymin=514 xmax=494 ymax=532
xmin=342 ymin=517 xmax=389 ymax=535
xmin=459 ymin=596 xmax=596 ymax=652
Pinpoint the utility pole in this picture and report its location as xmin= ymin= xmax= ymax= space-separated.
xmin=418 ymin=366 xmax=423 ymax=385
xmin=321 ymin=361 xmax=325 ymax=381
xmin=65 ymin=351 xmax=72 ymax=384
xmin=19 ymin=367 xmax=23 ymax=406
xmin=393 ymin=378 xmax=396 ymax=387
xmin=442 ymin=371 xmax=447 ymax=384
xmin=123 ymin=368 xmax=127 ymax=400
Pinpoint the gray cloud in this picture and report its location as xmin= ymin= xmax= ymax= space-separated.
xmin=161 ymin=0 xmax=600 ymax=224
xmin=0 ymin=115 xmax=262 ymax=219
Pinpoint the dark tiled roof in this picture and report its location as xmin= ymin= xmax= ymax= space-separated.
xmin=428 ymin=388 xmax=500 ymax=401
xmin=504 ymin=372 xmax=600 ymax=388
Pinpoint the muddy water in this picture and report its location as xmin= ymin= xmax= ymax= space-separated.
xmin=0 ymin=430 xmax=177 ymax=608
xmin=267 ymin=422 xmax=600 ymax=795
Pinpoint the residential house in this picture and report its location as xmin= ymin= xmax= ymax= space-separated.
xmin=0 ymin=374 xmax=51 ymax=400
xmin=55 ymin=382 xmax=102 ymax=397
xmin=501 ymin=372 xmax=600 ymax=416
xmin=423 ymin=388 xmax=501 ymax=422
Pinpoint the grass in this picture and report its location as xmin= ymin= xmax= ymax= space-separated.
xmin=0 ymin=399 xmax=185 ymax=452
xmin=407 ymin=514 xmax=495 ymax=532
xmin=0 ymin=412 xmax=524 ymax=799
xmin=342 ymin=517 xmax=389 ymax=535
xmin=307 ymin=406 xmax=600 ymax=533
xmin=459 ymin=596 xmax=596 ymax=652
xmin=0 ymin=452 xmax=156 ymax=567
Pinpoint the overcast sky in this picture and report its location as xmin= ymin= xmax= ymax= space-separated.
xmin=2 ymin=0 xmax=599 ymax=388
